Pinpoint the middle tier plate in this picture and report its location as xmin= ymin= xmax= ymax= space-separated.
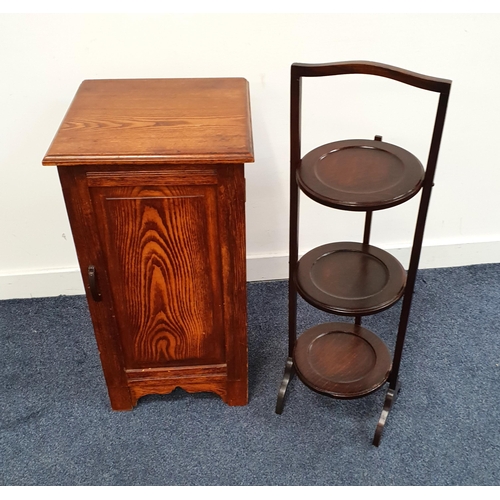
xmin=296 ymin=242 xmax=406 ymax=316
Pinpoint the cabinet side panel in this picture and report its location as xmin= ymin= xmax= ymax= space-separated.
xmin=218 ymin=165 xmax=248 ymax=405
xmin=90 ymin=184 xmax=224 ymax=369
xmin=57 ymin=167 xmax=134 ymax=410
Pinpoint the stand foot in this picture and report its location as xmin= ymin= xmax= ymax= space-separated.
xmin=372 ymin=380 xmax=401 ymax=447
xmin=275 ymin=357 xmax=295 ymax=414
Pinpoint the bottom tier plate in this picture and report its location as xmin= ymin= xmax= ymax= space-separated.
xmin=293 ymin=322 xmax=391 ymax=399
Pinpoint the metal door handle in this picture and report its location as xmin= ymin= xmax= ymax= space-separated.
xmin=88 ymin=265 xmax=102 ymax=301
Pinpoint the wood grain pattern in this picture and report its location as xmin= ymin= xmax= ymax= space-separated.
xmin=126 ymin=364 xmax=228 ymax=403
xmin=90 ymin=183 xmax=224 ymax=369
xmin=216 ymin=165 xmax=248 ymax=404
xmin=42 ymin=78 xmax=254 ymax=166
xmin=48 ymin=79 xmax=253 ymax=409
xmin=128 ymin=374 xmax=228 ymax=404
xmin=58 ymin=166 xmax=134 ymax=410
xmin=58 ymin=164 xmax=249 ymax=408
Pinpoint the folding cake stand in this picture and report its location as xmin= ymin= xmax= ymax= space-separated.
xmin=275 ymin=61 xmax=451 ymax=446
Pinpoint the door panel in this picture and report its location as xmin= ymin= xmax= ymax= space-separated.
xmin=90 ymin=184 xmax=224 ymax=369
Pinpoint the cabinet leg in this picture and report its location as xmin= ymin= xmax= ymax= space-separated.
xmin=224 ymin=380 xmax=249 ymax=406
xmin=108 ymin=385 xmax=136 ymax=411
xmin=372 ymin=380 xmax=401 ymax=447
xmin=275 ymin=357 xmax=295 ymax=415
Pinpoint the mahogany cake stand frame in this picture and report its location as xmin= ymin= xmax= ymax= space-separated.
xmin=275 ymin=61 xmax=451 ymax=446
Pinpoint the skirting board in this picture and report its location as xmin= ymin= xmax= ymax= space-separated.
xmin=1 ymin=240 xmax=500 ymax=300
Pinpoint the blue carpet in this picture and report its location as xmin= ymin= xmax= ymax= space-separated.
xmin=1 ymin=264 xmax=499 ymax=485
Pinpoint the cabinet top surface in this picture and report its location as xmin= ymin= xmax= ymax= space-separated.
xmin=42 ymin=78 xmax=254 ymax=166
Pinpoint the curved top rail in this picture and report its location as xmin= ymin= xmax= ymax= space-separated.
xmin=291 ymin=61 xmax=451 ymax=94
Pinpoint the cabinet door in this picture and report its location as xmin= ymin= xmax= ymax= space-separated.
xmin=87 ymin=172 xmax=224 ymax=371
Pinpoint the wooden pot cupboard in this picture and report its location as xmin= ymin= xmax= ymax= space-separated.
xmin=43 ymin=78 xmax=254 ymax=410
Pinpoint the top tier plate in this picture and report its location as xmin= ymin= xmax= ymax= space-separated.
xmin=297 ymin=139 xmax=424 ymax=210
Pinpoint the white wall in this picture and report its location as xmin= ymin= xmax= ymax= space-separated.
xmin=1 ymin=12 xmax=500 ymax=299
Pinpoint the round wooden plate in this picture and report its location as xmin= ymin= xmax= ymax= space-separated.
xmin=294 ymin=322 xmax=391 ymax=399
xmin=296 ymin=242 xmax=406 ymax=316
xmin=297 ymin=139 xmax=424 ymax=210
